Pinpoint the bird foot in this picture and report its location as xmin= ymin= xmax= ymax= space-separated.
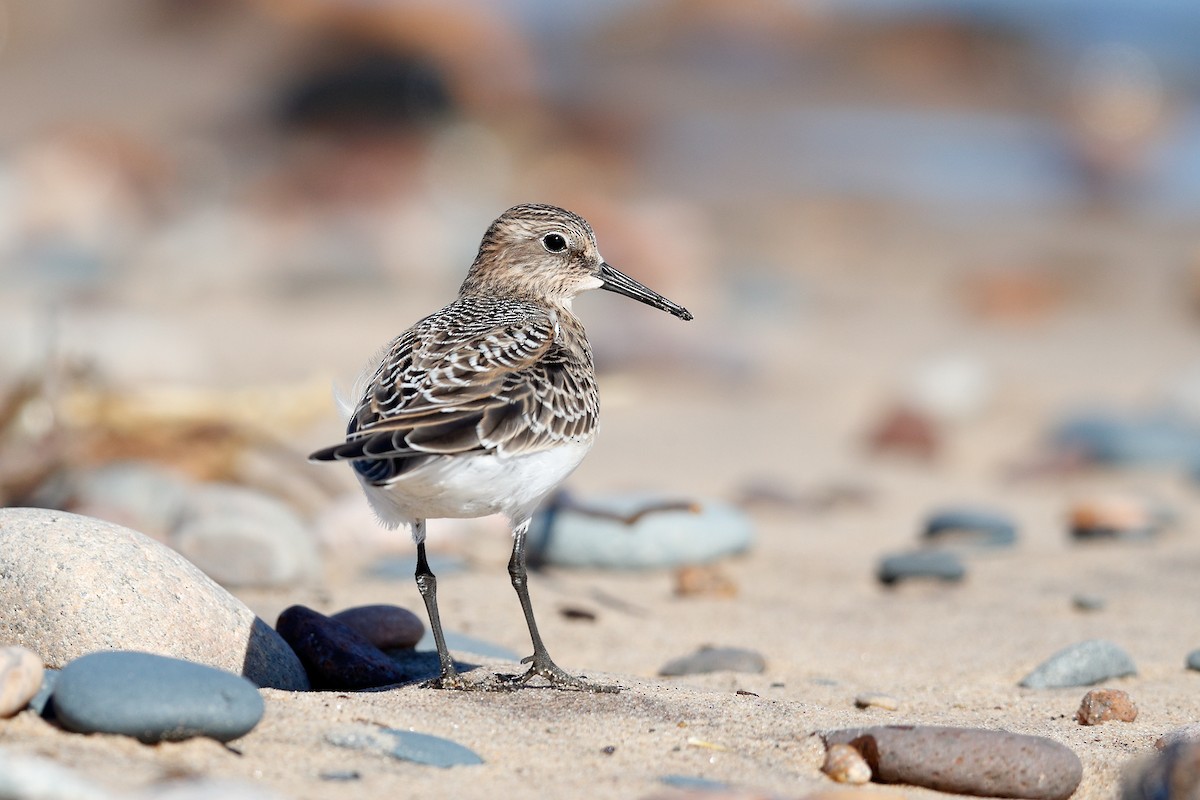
xmin=499 ymin=656 xmax=620 ymax=693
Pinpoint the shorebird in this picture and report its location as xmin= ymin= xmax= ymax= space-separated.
xmin=309 ymin=203 xmax=692 ymax=692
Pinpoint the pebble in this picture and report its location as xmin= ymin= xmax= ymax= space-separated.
xmin=172 ymin=483 xmax=320 ymax=588
xmin=658 ymin=775 xmax=731 ymax=791
xmin=276 ymin=605 xmax=410 ymax=690
xmin=1157 ymin=723 xmax=1200 ymax=750
xmin=1019 ymin=639 xmax=1137 ymax=689
xmin=52 ymin=651 xmax=264 ymax=743
xmin=1076 ymin=688 xmax=1137 ymax=725
xmin=415 ymin=630 xmax=521 ymax=662
xmin=0 ymin=645 xmax=44 ymax=717
xmin=822 ymin=742 xmax=872 ymax=784
xmin=29 ymin=669 xmax=58 ymax=716
xmin=326 ymin=722 xmax=484 ymax=767
xmin=1072 ymin=593 xmax=1107 ymax=612
xmin=331 ymin=604 xmax=424 ymax=650
xmin=922 ymin=507 xmax=1017 ymax=549
xmin=659 ymin=646 xmax=766 ymax=677
xmin=1186 ymin=648 xmax=1200 ymax=671
xmin=674 ymin=564 xmax=738 ymax=598
xmin=69 ymin=461 xmax=191 ymax=541
xmin=1069 ymin=495 xmax=1167 ymax=541
xmin=877 ymin=550 xmax=965 ymax=586
xmin=822 ymin=725 xmax=1082 ymax=800
xmin=0 ymin=747 xmax=114 ymax=800
xmin=1123 ymin=741 xmax=1200 ymax=800
xmin=527 ymin=493 xmax=753 ymax=569
xmin=0 ymin=508 xmax=309 ymax=691
xmin=854 ymin=692 xmax=900 ymax=711
xmin=901 ymin=353 xmax=991 ymax=422
xmin=866 ymin=405 xmax=940 ymax=460
xmin=1050 ymin=412 xmax=1200 ymax=467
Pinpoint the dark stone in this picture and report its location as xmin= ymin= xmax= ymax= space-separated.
xmin=923 ymin=508 xmax=1017 ymax=548
xmin=1019 ymin=639 xmax=1137 ymax=689
xmin=330 ymin=604 xmax=424 ymax=650
xmin=52 ymin=651 xmax=264 ymax=743
xmin=877 ymin=550 xmax=965 ymax=586
xmin=822 ymin=725 xmax=1082 ymax=800
xmin=659 ymin=646 xmax=766 ymax=677
xmin=276 ymin=605 xmax=410 ymax=690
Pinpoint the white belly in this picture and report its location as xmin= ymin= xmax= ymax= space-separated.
xmin=359 ymin=440 xmax=593 ymax=535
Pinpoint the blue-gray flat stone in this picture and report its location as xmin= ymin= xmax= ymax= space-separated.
xmin=923 ymin=507 xmax=1017 ymax=548
xmin=659 ymin=775 xmax=729 ymax=791
xmin=528 ymin=493 xmax=752 ymax=569
xmin=659 ymin=646 xmax=766 ymax=676
xmin=326 ymin=723 xmax=483 ymax=767
xmin=29 ymin=669 xmax=58 ymax=717
xmin=1186 ymin=648 xmax=1200 ymax=671
xmin=53 ymin=651 xmax=264 ymax=743
xmin=1051 ymin=412 xmax=1200 ymax=467
xmin=416 ymin=630 xmax=521 ymax=662
xmin=1019 ymin=639 xmax=1137 ymax=688
xmin=877 ymin=550 xmax=965 ymax=585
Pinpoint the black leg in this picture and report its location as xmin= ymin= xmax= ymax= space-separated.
xmin=507 ymin=518 xmax=619 ymax=693
xmin=413 ymin=523 xmax=466 ymax=689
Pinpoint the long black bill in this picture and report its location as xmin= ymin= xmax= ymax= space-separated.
xmin=597 ymin=262 xmax=693 ymax=321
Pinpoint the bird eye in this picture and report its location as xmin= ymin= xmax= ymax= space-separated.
xmin=541 ymin=233 xmax=568 ymax=253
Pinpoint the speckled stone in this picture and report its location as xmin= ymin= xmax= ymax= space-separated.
xmin=276 ymin=605 xmax=410 ymax=690
xmin=659 ymin=646 xmax=766 ymax=676
xmin=0 ymin=508 xmax=309 ymax=691
xmin=877 ymin=550 xmax=965 ymax=586
xmin=1076 ymin=688 xmax=1137 ymax=725
xmin=330 ymin=604 xmax=424 ymax=650
xmin=0 ymin=645 xmax=44 ymax=717
xmin=1019 ymin=639 xmax=1137 ymax=689
xmin=326 ymin=722 xmax=483 ymax=767
xmin=53 ymin=651 xmax=264 ymax=743
xmin=822 ymin=725 xmax=1082 ymax=800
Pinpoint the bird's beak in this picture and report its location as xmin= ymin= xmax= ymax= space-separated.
xmin=597 ymin=262 xmax=693 ymax=321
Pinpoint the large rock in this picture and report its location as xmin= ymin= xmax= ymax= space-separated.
xmin=0 ymin=508 xmax=309 ymax=691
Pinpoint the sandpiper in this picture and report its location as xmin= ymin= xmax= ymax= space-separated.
xmin=310 ymin=203 xmax=692 ymax=692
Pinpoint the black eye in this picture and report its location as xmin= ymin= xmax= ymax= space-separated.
xmin=541 ymin=233 xmax=567 ymax=253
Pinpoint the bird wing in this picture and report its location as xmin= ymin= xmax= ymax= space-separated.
xmin=308 ymin=303 xmax=597 ymax=481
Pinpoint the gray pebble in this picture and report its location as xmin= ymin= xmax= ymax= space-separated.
xmin=172 ymin=484 xmax=319 ymax=588
xmin=70 ymin=461 xmax=190 ymax=540
xmin=416 ymin=630 xmax=521 ymax=662
xmin=1157 ymin=723 xmax=1200 ymax=750
xmin=822 ymin=725 xmax=1082 ymax=800
xmin=1019 ymin=639 xmax=1137 ymax=689
xmin=0 ymin=645 xmax=44 ymax=717
xmin=923 ymin=507 xmax=1017 ymax=548
xmin=0 ymin=747 xmax=114 ymax=800
xmin=1051 ymin=413 xmax=1200 ymax=467
xmin=1072 ymin=593 xmax=1107 ymax=612
xmin=1123 ymin=741 xmax=1200 ymax=800
xmin=331 ymin=604 xmax=424 ymax=650
xmin=658 ymin=775 xmax=730 ymax=791
xmin=659 ymin=646 xmax=766 ymax=677
xmin=53 ymin=651 xmax=265 ymax=743
xmin=1186 ymin=648 xmax=1200 ymax=671
xmin=326 ymin=723 xmax=483 ymax=767
xmin=877 ymin=550 xmax=965 ymax=585
xmin=0 ymin=508 xmax=308 ymax=691
xmin=528 ymin=493 xmax=753 ymax=569
xmin=29 ymin=669 xmax=58 ymax=716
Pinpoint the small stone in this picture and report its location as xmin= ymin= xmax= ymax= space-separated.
xmin=276 ymin=605 xmax=409 ymax=690
xmin=1019 ymin=639 xmax=1137 ymax=689
xmin=822 ymin=725 xmax=1082 ymax=800
xmin=53 ymin=651 xmax=264 ymax=743
xmin=877 ymin=550 xmax=965 ymax=586
xmin=1077 ymin=688 xmax=1138 ymax=725
xmin=922 ymin=507 xmax=1017 ymax=549
xmin=414 ymin=630 xmax=521 ymax=662
xmin=1123 ymin=741 xmax=1200 ymax=800
xmin=854 ymin=692 xmax=900 ymax=711
xmin=658 ymin=775 xmax=731 ymax=791
xmin=1186 ymin=648 xmax=1200 ymax=671
xmin=1051 ymin=412 xmax=1200 ymax=467
xmin=901 ymin=354 xmax=991 ymax=422
xmin=1157 ymin=723 xmax=1200 ymax=750
xmin=29 ymin=669 xmax=58 ymax=716
xmin=172 ymin=484 xmax=320 ymax=588
xmin=0 ymin=645 xmax=44 ymax=717
xmin=659 ymin=646 xmax=766 ymax=677
xmin=866 ymin=405 xmax=940 ymax=461
xmin=527 ymin=493 xmax=752 ymax=569
xmin=68 ymin=461 xmax=191 ymax=541
xmin=1069 ymin=495 xmax=1166 ymax=541
xmin=674 ymin=564 xmax=738 ymax=598
xmin=0 ymin=508 xmax=309 ymax=691
xmin=326 ymin=723 xmax=483 ymax=767
xmin=822 ymin=742 xmax=872 ymax=784
xmin=1072 ymin=593 xmax=1107 ymax=612
xmin=0 ymin=747 xmax=114 ymax=800
xmin=331 ymin=604 xmax=424 ymax=650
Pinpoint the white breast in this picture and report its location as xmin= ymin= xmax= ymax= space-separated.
xmin=359 ymin=440 xmax=594 ymax=540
